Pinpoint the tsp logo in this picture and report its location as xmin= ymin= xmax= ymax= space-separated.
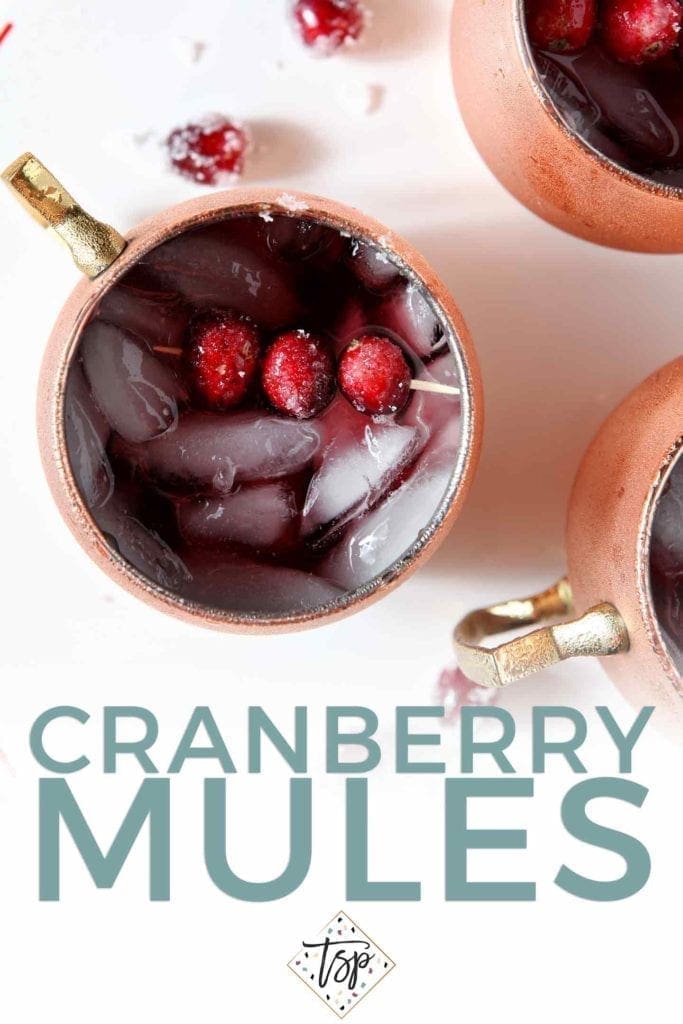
xmin=288 ymin=911 xmax=395 ymax=1018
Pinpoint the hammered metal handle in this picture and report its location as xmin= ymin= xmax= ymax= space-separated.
xmin=453 ymin=577 xmax=630 ymax=688
xmin=2 ymin=153 xmax=126 ymax=278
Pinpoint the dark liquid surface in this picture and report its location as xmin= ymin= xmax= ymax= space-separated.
xmin=64 ymin=211 xmax=462 ymax=618
xmin=650 ymin=452 xmax=683 ymax=673
xmin=532 ymin=41 xmax=683 ymax=186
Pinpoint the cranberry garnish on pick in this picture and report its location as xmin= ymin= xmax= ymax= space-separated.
xmin=292 ymin=0 xmax=367 ymax=55
xmin=526 ymin=0 xmax=596 ymax=51
xmin=261 ymin=329 xmax=336 ymax=419
xmin=166 ymin=115 xmax=250 ymax=186
xmin=338 ymin=334 xmax=412 ymax=416
xmin=188 ymin=313 xmax=261 ymax=410
xmin=601 ymin=0 xmax=680 ymax=63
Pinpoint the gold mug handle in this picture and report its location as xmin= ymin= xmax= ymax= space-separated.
xmin=453 ymin=577 xmax=630 ymax=689
xmin=2 ymin=153 xmax=125 ymax=278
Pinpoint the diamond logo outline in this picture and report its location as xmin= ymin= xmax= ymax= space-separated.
xmin=288 ymin=909 xmax=396 ymax=1018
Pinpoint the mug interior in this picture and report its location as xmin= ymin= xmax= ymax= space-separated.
xmin=61 ymin=203 xmax=472 ymax=627
xmin=647 ymin=437 xmax=683 ymax=679
xmin=515 ymin=0 xmax=683 ymax=196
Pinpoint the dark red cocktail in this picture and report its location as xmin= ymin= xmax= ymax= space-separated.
xmin=650 ymin=451 xmax=683 ymax=672
xmin=64 ymin=212 xmax=463 ymax=618
xmin=526 ymin=0 xmax=683 ymax=186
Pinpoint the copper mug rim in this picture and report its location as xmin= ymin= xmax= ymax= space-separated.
xmin=36 ymin=185 xmax=484 ymax=634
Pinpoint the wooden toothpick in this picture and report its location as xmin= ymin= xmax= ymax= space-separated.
xmin=153 ymin=345 xmax=184 ymax=356
xmin=409 ymin=379 xmax=460 ymax=397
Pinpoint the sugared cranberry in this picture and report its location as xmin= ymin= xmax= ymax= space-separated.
xmin=188 ymin=313 xmax=260 ymax=410
xmin=338 ymin=334 xmax=412 ymax=415
xmin=292 ymin=0 xmax=366 ymax=55
xmin=261 ymin=330 xmax=336 ymax=419
xmin=166 ymin=115 xmax=250 ymax=186
xmin=526 ymin=0 xmax=596 ymax=52
xmin=601 ymin=0 xmax=680 ymax=62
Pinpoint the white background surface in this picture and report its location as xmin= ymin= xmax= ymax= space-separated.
xmin=0 ymin=1 xmax=682 ymax=1021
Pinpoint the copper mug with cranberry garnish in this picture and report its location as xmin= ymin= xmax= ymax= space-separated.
xmin=452 ymin=0 xmax=683 ymax=250
xmin=3 ymin=154 xmax=482 ymax=632
xmin=454 ymin=357 xmax=683 ymax=736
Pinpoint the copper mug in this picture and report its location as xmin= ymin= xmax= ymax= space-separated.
xmin=454 ymin=357 xmax=683 ymax=734
xmin=450 ymin=0 xmax=683 ymax=251
xmin=3 ymin=154 xmax=483 ymax=633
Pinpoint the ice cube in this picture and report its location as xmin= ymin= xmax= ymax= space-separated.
xmin=346 ymin=238 xmax=400 ymax=293
xmin=551 ymin=48 xmax=678 ymax=162
xmin=133 ymin=221 xmax=304 ymax=329
xmin=320 ymin=459 xmax=453 ymax=589
xmin=95 ymin=284 xmax=189 ymax=351
xmin=302 ymin=421 xmax=425 ymax=534
xmin=177 ymin=482 xmax=298 ymax=549
xmin=264 ymin=216 xmax=340 ymax=262
xmin=651 ymin=462 xmax=683 ymax=574
xmin=308 ymin=394 xmax=362 ymax=463
xmin=650 ymin=458 xmax=683 ymax=671
xmin=371 ymin=281 xmax=443 ymax=358
xmin=80 ymin=320 xmax=183 ymax=443
xmin=64 ymin=363 xmax=114 ymax=510
xmin=535 ymin=52 xmax=600 ymax=137
xmin=120 ymin=410 xmax=320 ymax=492
xmin=98 ymin=497 xmax=192 ymax=592
xmin=403 ymin=351 xmax=462 ymax=451
xmin=422 ymin=350 xmax=461 ymax=390
xmin=181 ymin=553 xmax=343 ymax=614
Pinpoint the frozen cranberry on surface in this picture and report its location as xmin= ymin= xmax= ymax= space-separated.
xmin=292 ymin=0 xmax=366 ymax=55
xmin=261 ymin=329 xmax=336 ymax=419
xmin=338 ymin=333 xmax=412 ymax=415
xmin=166 ymin=115 xmax=250 ymax=186
xmin=436 ymin=666 xmax=499 ymax=723
xmin=601 ymin=0 xmax=680 ymax=62
xmin=526 ymin=0 xmax=596 ymax=52
xmin=188 ymin=313 xmax=260 ymax=410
